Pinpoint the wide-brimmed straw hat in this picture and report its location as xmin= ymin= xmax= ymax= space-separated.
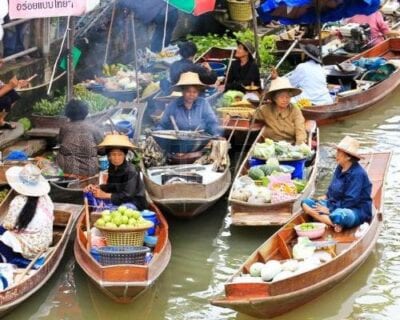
xmin=335 ymin=136 xmax=363 ymax=160
xmin=97 ymin=134 xmax=136 ymax=151
xmin=265 ymin=77 xmax=302 ymax=100
xmin=237 ymin=40 xmax=255 ymax=59
xmin=6 ymin=164 xmax=50 ymax=197
xmin=173 ymin=72 xmax=206 ymax=91
xmin=300 ymin=43 xmax=322 ymax=64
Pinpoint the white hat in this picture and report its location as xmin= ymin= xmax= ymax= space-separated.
xmin=265 ymin=77 xmax=302 ymax=100
xmin=335 ymin=136 xmax=362 ymax=160
xmin=6 ymin=164 xmax=50 ymax=197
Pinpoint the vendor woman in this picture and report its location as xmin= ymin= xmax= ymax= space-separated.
xmin=156 ymin=72 xmax=221 ymax=136
xmin=169 ymin=41 xmax=217 ymax=85
xmin=84 ymin=134 xmax=147 ymax=210
xmin=255 ymin=77 xmax=307 ymax=145
xmin=224 ymin=40 xmax=260 ymax=92
xmin=302 ymin=136 xmax=372 ymax=232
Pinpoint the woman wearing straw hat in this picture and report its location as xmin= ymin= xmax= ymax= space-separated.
xmin=84 ymin=134 xmax=147 ymax=210
xmin=287 ymin=44 xmax=333 ymax=106
xmin=156 ymin=72 xmax=221 ymax=136
xmin=0 ymin=164 xmax=54 ymax=262
xmin=302 ymin=136 xmax=372 ymax=232
xmin=254 ymin=77 xmax=307 ymax=145
xmin=224 ymin=40 xmax=261 ymax=93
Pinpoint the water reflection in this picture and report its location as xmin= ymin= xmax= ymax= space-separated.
xmin=4 ymin=91 xmax=400 ymax=319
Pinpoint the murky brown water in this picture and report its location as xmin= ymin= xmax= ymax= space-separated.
xmin=5 ymin=91 xmax=400 ymax=320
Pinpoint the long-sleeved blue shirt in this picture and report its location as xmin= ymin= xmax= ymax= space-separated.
xmin=326 ymin=162 xmax=372 ymax=223
xmin=156 ymin=97 xmax=221 ymax=136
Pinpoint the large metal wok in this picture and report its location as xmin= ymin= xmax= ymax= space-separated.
xmin=151 ymin=130 xmax=212 ymax=154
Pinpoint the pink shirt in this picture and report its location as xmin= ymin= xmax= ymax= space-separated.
xmin=347 ymin=11 xmax=390 ymax=45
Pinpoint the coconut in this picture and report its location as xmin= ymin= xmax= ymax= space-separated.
xmin=273 ymin=270 xmax=294 ymax=282
xmin=261 ymin=260 xmax=282 ymax=282
xmin=249 ymin=262 xmax=265 ymax=277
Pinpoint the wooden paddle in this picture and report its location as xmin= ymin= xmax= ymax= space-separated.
xmin=15 ymin=249 xmax=45 ymax=285
xmin=84 ymin=197 xmax=91 ymax=252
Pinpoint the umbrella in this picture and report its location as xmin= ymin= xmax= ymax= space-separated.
xmin=165 ymin=0 xmax=216 ymax=16
xmin=257 ymin=0 xmax=381 ymax=25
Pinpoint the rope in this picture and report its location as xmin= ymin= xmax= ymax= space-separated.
xmin=103 ymin=2 xmax=116 ymax=65
xmin=162 ymin=0 xmax=169 ymax=51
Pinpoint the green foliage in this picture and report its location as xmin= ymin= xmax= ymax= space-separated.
xmin=17 ymin=117 xmax=32 ymax=131
xmin=187 ymin=33 xmax=236 ymax=58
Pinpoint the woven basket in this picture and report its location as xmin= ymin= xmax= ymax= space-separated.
xmin=97 ymin=223 xmax=153 ymax=246
xmin=97 ymin=246 xmax=150 ymax=265
xmin=31 ymin=114 xmax=69 ymax=128
xmin=227 ymin=0 xmax=252 ymax=22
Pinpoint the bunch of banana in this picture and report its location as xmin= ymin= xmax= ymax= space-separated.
xmin=102 ymin=63 xmax=128 ymax=77
xmin=294 ymin=98 xmax=312 ymax=109
xmin=157 ymin=51 xmax=176 ymax=58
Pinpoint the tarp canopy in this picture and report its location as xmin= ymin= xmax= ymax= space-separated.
xmin=257 ymin=0 xmax=381 ymax=25
xmin=165 ymin=0 xmax=216 ymax=16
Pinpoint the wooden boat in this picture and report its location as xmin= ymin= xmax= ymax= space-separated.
xmin=142 ymin=150 xmax=232 ymax=218
xmin=211 ymin=151 xmax=391 ymax=318
xmin=0 ymin=191 xmax=82 ymax=317
xmin=229 ymin=122 xmax=319 ymax=226
xmin=301 ymin=38 xmax=400 ymax=124
xmin=74 ymin=202 xmax=171 ymax=303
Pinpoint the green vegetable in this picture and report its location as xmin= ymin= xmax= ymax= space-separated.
xmin=248 ymin=167 xmax=265 ymax=180
xmin=17 ymin=117 xmax=31 ymax=131
xmin=299 ymin=223 xmax=318 ymax=231
xmin=293 ymin=179 xmax=306 ymax=193
xmin=218 ymin=90 xmax=244 ymax=108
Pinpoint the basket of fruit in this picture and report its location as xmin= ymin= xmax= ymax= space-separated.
xmin=97 ymin=246 xmax=150 ymax=266
xmin=94 ymin=206 xmax=154 ymax=246
xmin=294 ymin=222 xmax=327 ymax=239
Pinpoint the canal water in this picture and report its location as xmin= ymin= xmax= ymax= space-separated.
xmin=5 ymin=91 xmax=400 ymax=320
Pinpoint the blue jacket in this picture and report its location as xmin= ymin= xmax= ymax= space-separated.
xmin=156 ymin=97 xmax=221 ymax=136
xmin=327 ymin=162 xmax=372 ymax=222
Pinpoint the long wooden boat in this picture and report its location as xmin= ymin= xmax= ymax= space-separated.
xmin=142 ymin=154 xmax=232 ymax=219
xmin=212 ymin=151 xmax=391 ymax=318
xmin=229 ymin=122 xmax=319 ymax=226
xmin=74 ymin=201 xmax=171 ymax=303
xmin=301 ymin=38 xmax=400 ymax=124
xmin=0 ymin=191 xmax=82 ymax=317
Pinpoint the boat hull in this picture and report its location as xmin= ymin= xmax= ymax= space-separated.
xmin=302 ymin=39 xmax=400 ymax=124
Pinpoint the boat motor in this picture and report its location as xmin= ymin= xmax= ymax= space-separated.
xmin=341 ymin=23 xmax=371 ymax=53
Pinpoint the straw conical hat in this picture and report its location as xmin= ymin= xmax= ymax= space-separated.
xmin=335 ymin=136 xmax=363 ymax=160
xmin=97 ymin=134 xmax=136 ymax=150
xmin=265 ymin=77 xmax=302 ymax=100
xmin=173 ymin=72 xmax=206 ymax=91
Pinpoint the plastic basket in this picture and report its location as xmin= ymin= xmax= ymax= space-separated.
xmin=97 ymin=223 xmax=153 ymax=246
xmin=227 ymin=0 xmax=252 ymax=22
xmin=279 ymin=158 xmax=306 ymax=179
xmin=97 ymin=246 xmax=150 ymax=266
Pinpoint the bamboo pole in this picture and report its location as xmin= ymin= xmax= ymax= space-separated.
xmin=103 ymin=2 xmax=117 ymax=66
xmin=250 ymin=0 xmax=261 ymax=66
xmin=84 ymin=197 xmax=91 ymax=252
xmin=131 ymin=13 xmax=140 ymax=103
xmin=66 ymin=17 xmax=75 ymax=102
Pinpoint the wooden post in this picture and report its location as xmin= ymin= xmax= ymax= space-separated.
xmin=316 ymin=0 xmax=323 ymax=64
xmin=250 ymin=0 xmax=261 ymax=66
xmin=67 ymin=17 xmax=75 ymax=102
xmin=131 ymin=13 xmax=140 ymax=103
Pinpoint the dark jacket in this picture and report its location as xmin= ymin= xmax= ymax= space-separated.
xmin=100 ymin=161 xmax=147 ymax=210
xmin=169 ymin=59 xmax=218 ymax=85
xmin=327 ymin=162 xmax=372 ymax=223
xmin=225 ymin=59 xmax=261 ymax=92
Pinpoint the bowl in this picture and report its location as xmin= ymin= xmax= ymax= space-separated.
xmin=294 ymin=222 xmax=326 ymax=239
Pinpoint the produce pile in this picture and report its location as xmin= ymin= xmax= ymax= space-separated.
xmin=252 ymin=138 xmax=312 ymax=160
xmin=95 ymin=206 xmax=153 ymax=229
xmin=235 ymin=236 xmax=334 ymax=284
xmin=84 ymin=67 xmax=159 ymax=96
xmin=293 ymin=98 xmax=312 ymax=109
xmin=32 ymin=85 xmax=117 ymax=116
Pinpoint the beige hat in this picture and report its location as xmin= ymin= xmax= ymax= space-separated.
xmin=6 ymin=164 xmax=50 ymax=197
xmin=173 ymin=72 xmax=206 ymax=91
xmin=265 ymin=77 xmax=302 ymax=100
xmin=97 ymin=134 xmax=136 ymax=150
xmin=335 ymin=136 xmax=362 ymax=160
xmin=155 ymin=91 xmax=182 ymax=102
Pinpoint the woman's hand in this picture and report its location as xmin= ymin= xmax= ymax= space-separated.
xmin=8 ymin=76 xmax=19 ymax=89
xmin=83 ymin=184 xmax=96 ymax=193
xmin=92 ymin=188 xmax=111 ymax=199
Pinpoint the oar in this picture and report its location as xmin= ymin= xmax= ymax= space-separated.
xmin=84 ymin=197 xmax=91 ymax=252
xmin=15 ymin=249 xmax=46 ymax=285
xmin=169 ymin=115 xmax=180 ymax=136
xmin=224 ymin=49 xmax=236 ymax=87
xmin=227 ymin=117 xmax=240 ymax=145
xmin=233 ymin=39 xmax=300 ymax=176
